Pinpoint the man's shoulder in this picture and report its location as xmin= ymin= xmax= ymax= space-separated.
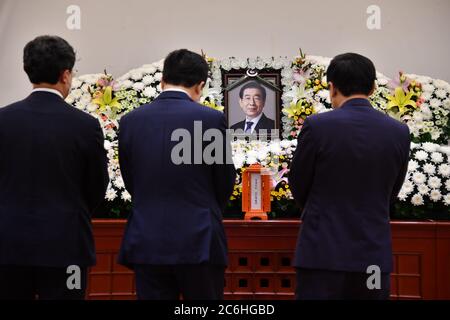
xmin=304 ymin=110 xmax=336 ymax=126
xmin=60 ymin=100 xmax=99 ymax=127
xmin=261 ymin=113 xmax=275 ymax=124
xmin=0 ymin=99 xmax=25 ymax=115
xmin=122 ymin=99 xmax=224 ymax=123
xmin=231 ymin=120 xmax=245 ymax=129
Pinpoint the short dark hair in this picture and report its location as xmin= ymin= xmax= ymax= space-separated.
xmin=326 ymin=53 xmax=376 ymax=97
xmin=239 ymin=81 xmax=267 ymax=102
xmin=23 ymin=35 xmax=76 ymax=84
xmin=162 ymin=49 xmax=208 ymax=87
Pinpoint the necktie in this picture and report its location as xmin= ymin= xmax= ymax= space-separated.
xmin=245 ymin=121 xmax=254 ymax=133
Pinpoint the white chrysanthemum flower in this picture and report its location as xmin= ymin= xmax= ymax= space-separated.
xmin=431 ymin=130 xmax=442 ymax=141
xmin=113 ymin=176 xmax=125 ymax=189
xmin=71 ymin=78 xmax=82 ymax=88
xmin=411 ymin=194 xmax=424 ymax=206
xmin=121 ymin=80 xmax=133 ymax=89
xmin=80 ymin=94 xmax=92 ymax=104
xmin=220 ymin=59 xmax=231 ymax=71
xmin=130 ymin=70 xmax=143 ymax=81
xmin=143 ymin=87 xmax=157 ymax=98
xmin=445 ymin=179 xmax=450 ymax=191
xmin=317 ymin=90 xmax=329 ymax=101
xmin=423 ymin=163 xmax=436 ymax=175
xmin=434 ymin=79 xmax=448 ymax=89
xmin=430 ymin=189 xmax=442 ymax=202
xmin=443 ymin=99 xmax=450 ymax=110
xmin=247 ymin=156 xmax=258 ymax=165
xmin=422 ymin=92 xmax=432 ymax=101
xmin=104 ymin=140 xmax=112 ymax=150
xmin=255 ymin=60 xmax=265 ymax=70
xmin=412 ymin=172 xmax=427 ymax=185
xmin=444 ymin=194 xmax=450 ymax=205
xmin=422 ymin=84 xmax=435 ymax=93
xmin=438 ymin=164 xmax=450 ymax=178
xmin=121 ymin=190 xmax=132 ymax=202
xmin=239 ymin=59 xmax=248 ymax=69
xmin=431 ymin=152 xmax=444 ymax=163
xmin=65 ymin=96 xmax=75 ymax=105
xmin=435 ymin=88 xmax=448 ymax=99
xmin=154 ymin=72 xmax=163 ymax=82
xmin=269 ymin=142 xmax=282 ymax=155
xmin=397 ymin=190 xmax=408 ymax=201
xmin=414 ymin=75 xmax=432 ymax=84
xmin=71 ymin=89 xmax=83 ymax=99
xmin=232 ymin=153 xmax=246 ymax=169
xmin=414 ymin=150 xmax=428 ymax=161
xmin=421 ymin=104 xmax=433 ymax=120
xmin=257 ymin=149 xmax=269 ymax=161
xmin=410 ymin=142 xmax=420 ymax=150
xmin=422 ymin=142 xmax=439 ymax=153
xmin=401 ymin=180 xmax=414 ymax=194
xmin=280 ymin=140 xmax=292 ymax=149
xmin=428 ymin=176 xmax=442 ymax=189
xmin=105 ymin=189 xmax=117 ymax=201
xmin=86 ymin=103 xmax=98 ymax=112
xmin=417 ymin=184 xmax=430 ymax=195
xmin=439 ymin=146 xmax=450 ymax=156
xmin=132 ymin=82 xmax=145 ymax=91
xmin=430 ymin=99 xmax=441 ymax=109
xmin=74 ymin=101 xmax=86 ymax=110
xmin=142 ymin=75 xmax=154 ymax=85
xmin=142 ymin=65 xmax=157 ymax=75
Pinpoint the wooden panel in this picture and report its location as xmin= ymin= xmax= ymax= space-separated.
xmin=391 ymin=221 xmax=436 ymax=300
xmin=437 ymin=222 xmax=450 ymax=299
xmin=87 ymin=219 xmax=450 ymax=300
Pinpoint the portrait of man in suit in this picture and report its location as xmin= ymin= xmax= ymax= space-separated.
xmin=230 ymin=81 xmax=276 ymax=135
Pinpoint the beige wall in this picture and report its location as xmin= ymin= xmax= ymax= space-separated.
xmin=1 ymin=0 xmax=450 ymax=106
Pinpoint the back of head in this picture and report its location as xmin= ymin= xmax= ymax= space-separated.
xmin=162 ymin=49 xmax=208 ymax=88
xmin=326 ymin=53 xmax=376 ymax=97
xmin=23 ymin=35 xmax=76 ymax=85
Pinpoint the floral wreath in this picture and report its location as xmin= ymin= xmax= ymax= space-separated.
xmin=66 ymin=52 xmax=450 ymax=216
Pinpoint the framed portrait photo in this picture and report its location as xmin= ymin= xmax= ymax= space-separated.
xmin=223 ymin=70 xmax=282 ymax=139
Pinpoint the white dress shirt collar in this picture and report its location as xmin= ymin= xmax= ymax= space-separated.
xmin=163 ymin=88 xmax=192 ymax=99
xmin=32 ymin=88 xmax=64 ymax=99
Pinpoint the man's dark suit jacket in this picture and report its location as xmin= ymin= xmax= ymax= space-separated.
xmin=230 ymin=113 xmax=275 ymax=133
xmin=289 ymin=98 xmax=410 ymax=273
xmin=0 ymin=91 xmax=109 ymax=267
xmin=118 ymin=91 xmax=236 ymax=267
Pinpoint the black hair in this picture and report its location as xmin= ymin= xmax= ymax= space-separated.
xmin=162 ymin=49 xmax=208 ymax=87
xmin=239 ymin=81 xmax=267 ymax=102
xmin=23 ymin=35 xmax=76 ymax=84
xmin=326 ymin=53 xmax=376 ymax=97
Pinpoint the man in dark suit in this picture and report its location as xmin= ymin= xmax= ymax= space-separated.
xmin=0 ymin=36 xmax=109 ymax=300
xmin=289 ymin=53 xmax=410 ymax=300
xmin=118 ymin=49 xmax=236 ymax=300
xmin=231 ymin=81 xmax=275 ymax=135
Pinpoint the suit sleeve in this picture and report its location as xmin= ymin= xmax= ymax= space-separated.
xmin=118 ymin=117 xmax=133 ymax=197
xmin=85 ymin=119 xmax=109 ymax=213
xmin=212 ymin=114 xmax=237 ymax=211
xmin=288 ymin=118 xmax=317 ymax=210
xmin=390 ymin=126 xmax=411 ymax=214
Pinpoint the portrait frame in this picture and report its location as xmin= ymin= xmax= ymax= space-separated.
xmin=223 ymin=69 xmax=282 ymax=139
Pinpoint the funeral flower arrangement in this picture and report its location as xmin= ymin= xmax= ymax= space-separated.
xmin=396 ymin=143 xmax=450 ymax=218
xmin=228 ymin=139 xmax=297 ymax=218
xmin=67 ymin=53 xmax=450 ymax=219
